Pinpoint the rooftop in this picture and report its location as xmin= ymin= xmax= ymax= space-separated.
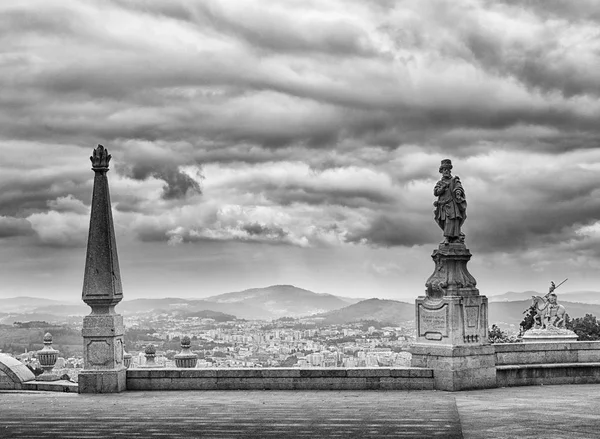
xmin=2 ymin=384 xmax=599 ymax=438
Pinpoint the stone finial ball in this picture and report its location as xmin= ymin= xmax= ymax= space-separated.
xmin=43 ymin=332 xmax=53 ymax=342
xmin=145 ymin=344 xmax=156 ymax=355
xmin=181 ymin=336 xmax=191 ymax=347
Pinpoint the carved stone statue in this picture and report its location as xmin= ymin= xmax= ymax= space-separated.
xmin=522 ymin=280 xmax=577 ymax=342
xmin=531 ymin=281 xmax=567 ymax=329
xmin=433 ymin=159 xmax=467 ymax=244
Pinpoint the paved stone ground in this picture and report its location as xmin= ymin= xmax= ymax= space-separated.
xmin=1 ymin=384 xmax=599 ymax=438
xmin=457 ymin=385 xmax=600 ymax=439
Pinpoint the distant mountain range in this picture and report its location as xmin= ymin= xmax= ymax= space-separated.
xmin=0 ymin=285 xmax=361 ymax=323
xmin=489 ymin=290 xmax=600 ymax=304
xmin=2 ymin=287 xmax=600 ymax=327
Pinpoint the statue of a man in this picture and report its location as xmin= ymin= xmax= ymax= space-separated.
xmin=544 ymin=293 xmax=566 ymax=328
xmin=532 ymin=281 xmax=567 ymax=329
xmin=433 ymin=159 xmax=467 ymax=243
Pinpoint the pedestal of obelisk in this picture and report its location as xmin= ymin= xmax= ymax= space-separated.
xmin=78 ymin=145 xmax=127 ymax=393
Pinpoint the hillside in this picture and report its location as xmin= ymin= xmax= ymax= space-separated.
xmin=315 ymin=299 xmax=415 ymax=326
xmin=203 ymin=285 xmax=356 ymax=319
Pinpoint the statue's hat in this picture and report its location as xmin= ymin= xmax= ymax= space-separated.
xmin=439 ymin=159 xmax=453 ymax=171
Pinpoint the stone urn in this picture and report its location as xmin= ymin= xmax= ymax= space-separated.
xmin=144 ymin=344 xmax=156 ymax=366
xmin=123 ymin=350 xmax=132 ymax=369
xmin=174 ymin=336 xmax=198 ymax=368
xmin=37 ymin=332 xmax=60 ymax=381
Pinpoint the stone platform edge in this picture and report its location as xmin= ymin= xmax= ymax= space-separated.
xmin=21 ymin=379 xmax=79 ymax=393
xmin=126 ymin=367 xmax=434 ymax=391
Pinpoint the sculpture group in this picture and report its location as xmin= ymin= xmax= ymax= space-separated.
xmin=531 ymin=281 xmax=567 ymax=329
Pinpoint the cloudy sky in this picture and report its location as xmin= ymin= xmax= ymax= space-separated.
xmin=1 ymin=0 xmax=600 ymax=302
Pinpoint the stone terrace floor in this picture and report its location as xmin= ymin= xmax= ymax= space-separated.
xmin=1 ymin=384 xmax=599 ymax=438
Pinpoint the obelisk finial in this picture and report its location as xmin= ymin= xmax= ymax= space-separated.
xmin=90 ymin=144 xmax=111 ymax=171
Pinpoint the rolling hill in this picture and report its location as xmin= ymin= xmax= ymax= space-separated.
xmin=4 ymin=286 xmax=600 ymax=326
xmin=314 ymin=298 xmax=415 ymax=325
xmin=203 ymin=285 xmax=358 ymax=319
xmin=0 ymin=285 xmax=361 ymax=322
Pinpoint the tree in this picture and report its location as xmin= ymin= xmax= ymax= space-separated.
xmin=566 ymin=314 xmax=600 ymax=341
xmin=488 ymin=324 xmax=518 ymax=343
xmin=280 ymin=355 xmax=298 ymax=367
xmin=520 ymin=303 xmax=538 ymax=333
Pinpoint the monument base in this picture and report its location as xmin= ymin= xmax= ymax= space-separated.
xmin=78 ymin=368 xmax=126 ymax=393
xmin=415 ymin=295 xmax=488 ymax=345
xmin=522 ymin=328 xmax=578 ymax=343
xmin=410 ymin=344 xmax=496 ymax=391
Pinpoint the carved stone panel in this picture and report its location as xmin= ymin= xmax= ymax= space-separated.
xmin=86 ymin=340 xmax=112 ymax=367
xmin=418 ymin=303 xmax=449 ymax=341
xmin=465 ymin=306 xmax=479 ymax=328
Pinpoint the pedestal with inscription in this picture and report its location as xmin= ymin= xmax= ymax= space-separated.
xmin=78 ymin=145 xmax=127 ymax=394
xmin=410 ymin=242 xmax=496 ymax=391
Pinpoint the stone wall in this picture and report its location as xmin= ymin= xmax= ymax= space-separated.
xmin=126 ymin=367 xmax=434 ymax=391
xmin=494 ymin=341 xmax=600 ymax=365
xmin=494 ymin=341 xmax=600 ymax=387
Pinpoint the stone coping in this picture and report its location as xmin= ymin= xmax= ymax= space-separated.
xmin=493 ymin=341 xmax=600 ymax=352
xmin=497 ymin=362 xmax=600 ymax=370
xmin=127 ymin=367 xmax=433 ymax=379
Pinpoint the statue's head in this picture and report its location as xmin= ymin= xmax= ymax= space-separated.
xmin=439 ymin=159 xmax=452 ymax=177
xmin=547 ymin=293 xmax=558 ymax=304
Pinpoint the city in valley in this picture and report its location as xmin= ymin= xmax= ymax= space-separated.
xmin=1 ymin=313 xmax=414 ymax=382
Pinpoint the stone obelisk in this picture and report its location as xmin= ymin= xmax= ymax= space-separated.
xmin=410 ymin=159 xmax=496 ymax=391
xmin=78 ymin=145 xmax=126 ymax=393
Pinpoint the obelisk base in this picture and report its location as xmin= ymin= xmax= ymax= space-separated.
xmin=79 ymin=314 xmax=127 ymax=393
xmin=79 ymin=369 xmax=126 ymax=393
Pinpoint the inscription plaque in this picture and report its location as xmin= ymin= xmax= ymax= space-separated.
xmin=418 ymin=304 xmax=448 ymax=338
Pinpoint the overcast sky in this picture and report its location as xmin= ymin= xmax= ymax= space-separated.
xmin=1 ymin=0 xmax=600 ymax=302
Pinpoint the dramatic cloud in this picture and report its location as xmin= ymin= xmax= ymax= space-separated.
xmin=1 ymin=0 xmax=600 ymax=298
